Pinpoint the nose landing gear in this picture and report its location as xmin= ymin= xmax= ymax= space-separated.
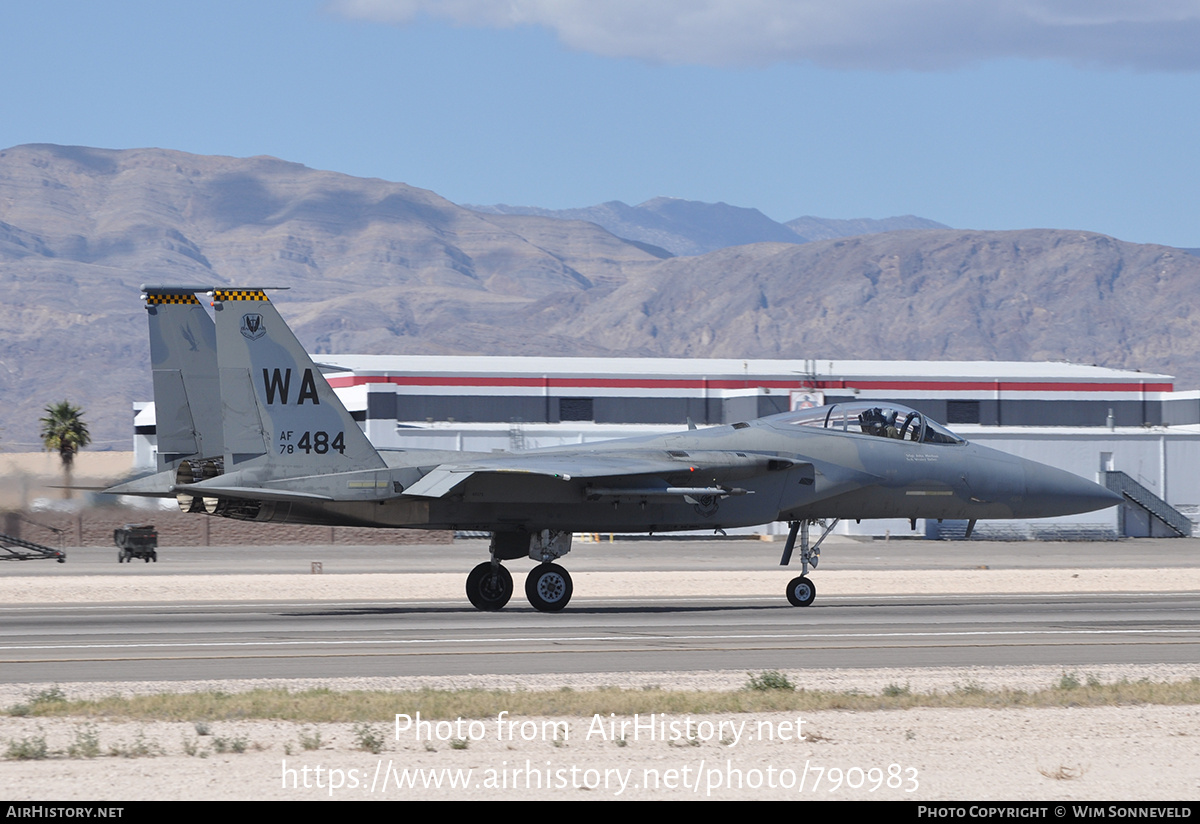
xmin=779 ymin=518 xmax=838 ymax=607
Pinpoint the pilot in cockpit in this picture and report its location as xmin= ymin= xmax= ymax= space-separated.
xmin=858 ymin=407 xmax=905 ymax=439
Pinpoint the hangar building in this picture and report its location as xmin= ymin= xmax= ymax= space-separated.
xmin=133 ymin=356 xmax=1200 ymax=540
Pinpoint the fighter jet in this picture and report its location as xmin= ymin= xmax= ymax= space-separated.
xmin=109 ymin=287 xmax=1122 ymax=612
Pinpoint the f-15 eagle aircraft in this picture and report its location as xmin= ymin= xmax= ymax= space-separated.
xmin=108 ymin=287 xmax=1122 ymax=612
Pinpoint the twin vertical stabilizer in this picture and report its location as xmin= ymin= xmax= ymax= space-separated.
xmin=209 ymin=288 xmax=386 ymax=476
xmin=129 ymin=286 xmax=386 ymax=500
xmin=143 ymin=287 xmax=223 ymax=471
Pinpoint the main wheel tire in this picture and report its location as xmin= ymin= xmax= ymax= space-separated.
xmin=465 ymin=562 xmax=513 ymax=611
xmin=525 ymin=563 xmax=573 ymax=612
xmin=786 ymin=575 xmax=816 ymax=607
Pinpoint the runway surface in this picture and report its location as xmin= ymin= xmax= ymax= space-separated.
xmin=3 ymin=538 xmax=1198 ymax=684
xmin=3 ymin=591 xmax=1200 ymax=683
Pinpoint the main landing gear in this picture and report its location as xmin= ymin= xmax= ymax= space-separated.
xmin=465 ymin=561 xmax=513 ymax=611
xmin=779 ymin=518 xmax=838 ymax=607
xmin=525 ymin=563 xmax=573 ymax=612
xmin=465 ymin=561 xmax=575 ymax=612
xmin=466 ymin=530 xmax=575 ymax=613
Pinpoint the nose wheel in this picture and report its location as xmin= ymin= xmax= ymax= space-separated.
xmin=466 ymin=561 xmax=513 ymax=611
xmin=786 ymin=575 xmax=816 ymax=607
xmin=526 ymin=563 xmax=573 ymax=612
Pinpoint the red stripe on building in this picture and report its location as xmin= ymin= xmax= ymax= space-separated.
xmin=325 ymin=375 xmax=1171 ymax=393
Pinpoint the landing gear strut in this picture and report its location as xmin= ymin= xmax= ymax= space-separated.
xmin=779 ymin=518 xmax=838 ymax=607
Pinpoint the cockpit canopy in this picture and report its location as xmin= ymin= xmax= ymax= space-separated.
xmin=777 ymin=402 xmax=964 ymax=445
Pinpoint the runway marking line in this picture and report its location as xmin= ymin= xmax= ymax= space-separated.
xmin=3 ymin=626 xmax=1199 ymax=655
xmin=0 ymin=590 xmax=1192 ymax=614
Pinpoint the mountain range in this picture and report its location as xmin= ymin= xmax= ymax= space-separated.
xmin=1 ymin=143 xmax=1196 ymax=450
xmin=467 ymin=198 xmax=948 ymax=256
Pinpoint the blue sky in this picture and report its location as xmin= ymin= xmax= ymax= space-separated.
xmin=3 ymin=1 xmax=1199 ymax=246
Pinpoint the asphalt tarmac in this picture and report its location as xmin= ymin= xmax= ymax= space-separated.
xmin=9 ymin=535 xmax=1200 ymax=574
xmin=2 ymin=537 xmax=1198 ymax=684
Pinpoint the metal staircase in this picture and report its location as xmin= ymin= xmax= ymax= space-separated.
xmin=1103 ymin=471 xmax=1193 ymax=537
xmin=0 ymin=532 xmax=66 ymax=562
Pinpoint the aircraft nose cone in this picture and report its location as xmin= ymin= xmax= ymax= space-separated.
xmin=1022 ymin=462 xmax=1123 ymax=517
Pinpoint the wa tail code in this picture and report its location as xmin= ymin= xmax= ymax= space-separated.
xmin=262 ymin=367 xmax=320 ymax=405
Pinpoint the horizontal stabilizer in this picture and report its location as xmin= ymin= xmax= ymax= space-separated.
xmin=173 ymin=483 xmax=336 ymax=503
xmin=105 ymin=469 xmax=177 ymax=497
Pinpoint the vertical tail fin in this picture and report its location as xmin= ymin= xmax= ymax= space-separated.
xmin=143 ymin=286 xmax=223 ymax=471
xmin=211 ymin=288 xmax=385 ymax=475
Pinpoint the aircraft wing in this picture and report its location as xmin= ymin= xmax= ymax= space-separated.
xmin=401 ymin=449 xmax=803 ymax=498
xmin=108 ymin=447 xmax=806 ymax=504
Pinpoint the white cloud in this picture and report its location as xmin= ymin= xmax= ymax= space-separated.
xmin=329 ymin=0 xmax=1200 ymax=71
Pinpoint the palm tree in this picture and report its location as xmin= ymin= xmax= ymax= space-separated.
xmin=39 ymin=401 xmax=91 ymax=497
